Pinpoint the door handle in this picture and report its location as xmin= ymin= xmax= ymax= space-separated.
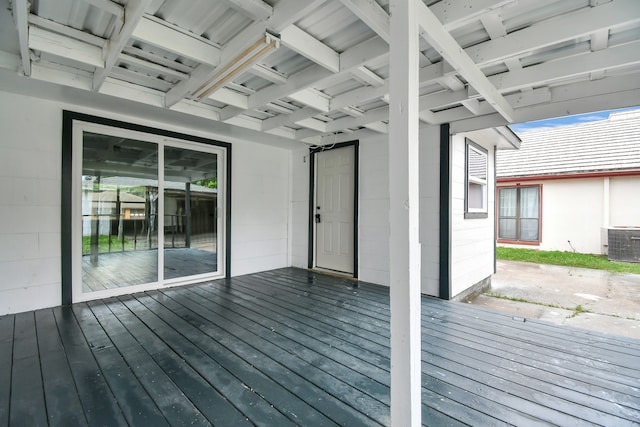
xmin=315 ymin=213 xmax=321 ymax=223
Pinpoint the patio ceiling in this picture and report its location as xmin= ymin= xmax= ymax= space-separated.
xmin=1 ymin=0 xmax=639 ymax=144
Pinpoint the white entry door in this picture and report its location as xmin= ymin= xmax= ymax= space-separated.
xmin=315 ymin=146 xmax=355 ymax=274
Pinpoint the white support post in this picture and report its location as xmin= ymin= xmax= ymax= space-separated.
xmin=389 ymin=0 xmax=421 ymax=426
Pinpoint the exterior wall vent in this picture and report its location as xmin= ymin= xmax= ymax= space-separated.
xmin=607 ymin=227 xmax=640 ymax=263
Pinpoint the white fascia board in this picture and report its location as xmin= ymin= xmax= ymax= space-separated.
xmin=417 ymin=1 xmax=514 ymax=122
xmin=339 ymin=0 xmax=390 ymax=43
xmin=465 ymin=0 xmax=640 ymax=66
xmin=94 ymin=0 xmax=151 ymax=90
xmin=280 ymin=25 xmax=340 ymax=73
xmin=29 ymin=26 xmax=104 ymax=68
xmin=132 ymin=15 xmax=221 ymax=66
xmin=14 ymin=0 xmax=30 ymax=76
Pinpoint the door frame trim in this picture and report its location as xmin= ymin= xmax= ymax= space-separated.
xmin=307 ymin=140 xmax=359 ymax=278
xmin=61 ymin=111 xmax=232 ymax=305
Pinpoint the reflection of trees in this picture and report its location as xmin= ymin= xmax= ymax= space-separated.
xmin=194 ymin=177 xmax=217 ymax=189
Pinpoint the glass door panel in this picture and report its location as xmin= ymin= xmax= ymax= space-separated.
xmin=81 ymin=132 xmax=158 ymax=292
xmin=163 ymin=146 xmax=218 ymax=280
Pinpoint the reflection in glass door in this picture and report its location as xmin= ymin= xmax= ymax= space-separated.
xmin=75 ymin=125 xmax=225 ymax=301
xmin=163 ymin=147 xmax=218 ymax=280
xmin=82 ymin=133 xmax=159 ymax=292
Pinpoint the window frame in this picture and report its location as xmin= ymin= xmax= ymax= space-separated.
xmin=464 ymin=139 xmax=489 ymax=219
xmin=497 ymin=184 xmax=542 ymax=245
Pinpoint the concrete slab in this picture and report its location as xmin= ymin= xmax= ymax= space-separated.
xmin=467 ymin=260 xmax=640 ymax=340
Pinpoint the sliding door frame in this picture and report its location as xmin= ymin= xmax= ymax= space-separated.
xmin=62 ymin=111 xmax=231 ymax=304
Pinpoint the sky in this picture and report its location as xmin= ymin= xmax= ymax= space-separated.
xmin=509 ymin=106 xmax=640 ymax=136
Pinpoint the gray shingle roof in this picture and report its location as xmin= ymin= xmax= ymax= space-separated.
xmin=497 ymin=110 xmax=640 ymax=178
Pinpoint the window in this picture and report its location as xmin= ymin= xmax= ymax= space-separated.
xmin=465 ymin=140 xmax=488 ymax=218
xmin=498 ymin=185 xmax=541 ymax=243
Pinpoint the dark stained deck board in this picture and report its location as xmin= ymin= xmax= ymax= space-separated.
xmin=1 ymin=267 xmax=640 ymax=426
xmin=86 ymin=299 xmax=212 ymax=427
xmin=34 ymin=310 xmax=87 ymax=427
xmin=52 ymin=306 xmax=128 ymax=426
xmin=10 ymin=312 xmax=48 ymax=427
xmin=129 ymin=291 xmax=338 ymax=426
xmin=151 ymin=288 xmax=385 ymax=426
xmin=0 ymin=315 xmax=13 ymax=426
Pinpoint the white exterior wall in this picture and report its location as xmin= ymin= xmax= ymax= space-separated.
xmin=289 ymin=127 xmax=441 ymax=295
xmin=499 ymin=175 xmax=640 ymax=254
xmin=450 ymin=134 xmax=496 ymax=298
xmin=609 ymin=176 xmax=640 ymax=227
xmin=539 ymin=179 xmax=603 ymax=254
xmin=0 ymin=90 xmax=290 ymax=315
xmin=358 ymin=133 xmax=391 ymax=286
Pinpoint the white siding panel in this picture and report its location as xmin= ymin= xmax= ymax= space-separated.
xmin=450 ymin=134 xmax=495 ymax=298
xmin=0 ymin=92 xmax=62 ymax=313
xmin=358 ymin=133 xmax=390 ymax=286
xmin=231 ymin=142 xmax=290 ymax=276
xmin=0 ymin=89 xmax=292 ymax=314
xmin=290 ymin=148 xmax=310 ymax=268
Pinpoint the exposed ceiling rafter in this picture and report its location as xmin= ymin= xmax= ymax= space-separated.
xmin=13 ymin=0 xmax=31 ymax=76
xmin=93 ymin=0 xmax=152 ymax=90
xmin=416 ymin=1 xmax=514 ymax=122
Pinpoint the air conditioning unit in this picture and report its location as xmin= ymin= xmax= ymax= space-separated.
xmin=608 ymin=227 xmax=640 ymax=263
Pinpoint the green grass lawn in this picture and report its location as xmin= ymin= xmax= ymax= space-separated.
xmin=82 ymin=235 xmax=135 ymax=254
xmin=496 ymin=247 xmax=640 ymax=274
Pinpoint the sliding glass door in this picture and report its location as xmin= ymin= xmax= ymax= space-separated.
xmin=72 ymin=120 xmax=226 ymax=302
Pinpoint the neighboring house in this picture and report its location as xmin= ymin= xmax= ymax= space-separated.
xmin=497 ymin=110 xmax=640 ymax=255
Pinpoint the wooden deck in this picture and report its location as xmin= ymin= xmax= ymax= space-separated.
xmin=1 ymin=268 xmax=639 ymax=426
